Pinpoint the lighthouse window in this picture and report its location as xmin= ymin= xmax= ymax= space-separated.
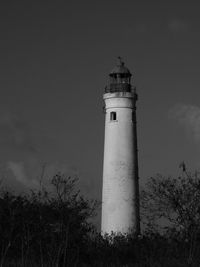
xmin=110 ymin=112 xmax=117 ymax=121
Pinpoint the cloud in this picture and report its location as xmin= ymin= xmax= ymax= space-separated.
xmin=0 ymin=111 xmax=37 ymax=153
xmin=5 ymin=159 xmax=80 ymax=190
xmin=168 ymin=19 xmax=189 ymax=33
xmin=169 ymin=104 xmax=200 ymax=142
xmin=7 ymin=161 xmax=39 ymax=188
xmin=5 ymin=158 xmax=97 ymax=200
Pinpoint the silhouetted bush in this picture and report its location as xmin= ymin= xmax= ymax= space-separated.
xmin=1 ymin=171 xmax=200 ymax=266
xmin=0 ymin=174 xmax=98 ymax=266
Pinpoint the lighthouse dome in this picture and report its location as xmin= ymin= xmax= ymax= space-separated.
xmin=109 ymin=57 xmax=132 ymax=77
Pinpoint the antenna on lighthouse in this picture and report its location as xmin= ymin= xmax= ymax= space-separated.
xmin=117 ymin=56 xmax=124 ymax=65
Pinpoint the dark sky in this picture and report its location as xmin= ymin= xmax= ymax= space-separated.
xmin=1 ymin=0 xmax=200 ymax=214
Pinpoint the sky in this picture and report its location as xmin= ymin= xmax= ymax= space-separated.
xmin=1 ymin=0 xmax=200 ymax=225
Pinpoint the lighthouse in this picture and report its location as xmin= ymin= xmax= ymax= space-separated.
xmin=101 ymin=57 xmax=140 ymax=235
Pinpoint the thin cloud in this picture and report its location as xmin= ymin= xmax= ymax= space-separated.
xmin=168 ymin=18 xmax=189 ymax=33
xmin=0 ymin=111 xmax=37 ymax=153
xmin=169 ymin=104 xmax=200 ymax=142
xmin=5 ymin=159 xmax=97 ymax=199
xmin=7 ymin=161 xmax=39 ymax=188
xmin=6 ymin=159 xmax=80 ymax=191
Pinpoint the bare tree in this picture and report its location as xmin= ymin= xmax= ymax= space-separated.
xmin=141 ymin=169 xmax=200 ymax=266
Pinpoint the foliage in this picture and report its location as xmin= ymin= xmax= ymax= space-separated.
xmin=141 ymin=171 xmax=200 ymax=232
xmin=0 ymin=173 xmax=98 ymax=266
xmin=141 ymin=170 xmax=200 ymax=266
xmin=1 ymin=171 xmax=200 ymax=266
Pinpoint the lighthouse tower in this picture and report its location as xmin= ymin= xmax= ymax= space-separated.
xmin=101 ymin=58 xmax=140 ymax=235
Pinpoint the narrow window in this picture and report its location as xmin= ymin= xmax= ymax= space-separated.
xmin=110 ymin=112 xmax=117 ymax=121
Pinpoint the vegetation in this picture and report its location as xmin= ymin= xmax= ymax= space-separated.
xmin=1 ymin=170 xmax=200 ymax=266
xmin=0 ymin=174 xmax=97 ymax=267
xmin=140 ymin=168 xmax=200 ymax=267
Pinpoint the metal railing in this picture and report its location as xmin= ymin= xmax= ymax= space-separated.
xmin=105 ymin=83 xmax=131 ymax=93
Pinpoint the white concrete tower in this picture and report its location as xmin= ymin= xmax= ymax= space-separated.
xmin=101 ymin=57 xmax=140 ymax=235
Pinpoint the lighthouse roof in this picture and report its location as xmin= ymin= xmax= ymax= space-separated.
xmin=109 ymin=57 xmax=132 ymax=77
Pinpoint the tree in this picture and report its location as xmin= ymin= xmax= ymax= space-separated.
xmin=141 ymin=170 xmax=200 ymax=266
xmin=0 ymin=173 xmax=99 ymax=266
xmin=47 ymin=173 xmax=98 ymax=266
